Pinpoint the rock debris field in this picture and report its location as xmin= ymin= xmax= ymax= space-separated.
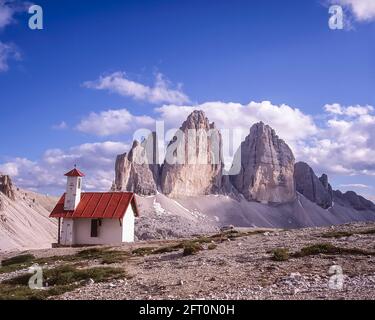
xmin=1 ymin=222 xmax=375 ymax=300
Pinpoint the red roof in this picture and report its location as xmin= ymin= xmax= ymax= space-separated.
xmin=64 ymin=168 xmax=85 ymax=177
xmin=49 ymin=192 xmax=139 ymax=219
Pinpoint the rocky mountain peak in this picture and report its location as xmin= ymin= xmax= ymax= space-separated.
xmin=112 ymin=112 xmax=374 ymax=215
xmin=115 ymin=132 xmax=160 ymax=195
xmin=294 ymin=162 xmax=333 ymax=209
xmin=230 ymin=122 xmax=296 ymax=203
xmin=334 ymin=190 xmax=375 ymax=211
xmin=160 ymin=110 xmax=224 ymax=197
xmin=0 ymin=174 xmax=15 ymax=201
xmin=181 ymin=110 xmax=213 ymax=130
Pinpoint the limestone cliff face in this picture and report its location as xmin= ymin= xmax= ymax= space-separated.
xmin=160 ymin=110 xmax=224 ymax=197
xmin=294 ymin=162 xmax=333 ymax=209
xmin=230 ymin=122 xmax=296 ymax=203
xmin=112 ymin=110 xmax=374 ymax=214
xmin=0 ymin=174 xmax=15 ymax=201
xmin=115 ymin=133 xmax=160 ymax=195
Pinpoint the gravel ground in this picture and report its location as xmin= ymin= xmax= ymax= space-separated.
xmin=43 ymin=222 xmax=375 ymax=300
xmin=2 ymin=222 xmax=375 ymax=300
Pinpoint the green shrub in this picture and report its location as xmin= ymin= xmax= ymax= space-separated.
xmin=293 ymin=243 xmax=374 ymax=258
xmin=271 ymin=248 xmax=290 ymax=261
xmin=4 ymin=265 xmax=125 ymax=287
xmin=131 ymin=247 xmax=156 ymax=256
xmin=321 ymin=231 xmax=353 ymax=238
xmin=153 ymin=246 xmax=180 ymax=254
xmin=76 ymin=248 xmax=106 ymax=258
xmin=321 ymin=228 xmax=375 ymax=238
xmin=359 ymin=228 xmax=375 ymax=235
xmin=0 ymin=284 xmax=51 ymax=300
xmin=1 ymin=254 xmax=35 ymax=267
xmin=183 ymin=242 xmax=203 ymax=256
xmin=76 ymin=248 xmax=128 ymax=264
xmin=1 ymin=265 xmax=126 ymax=300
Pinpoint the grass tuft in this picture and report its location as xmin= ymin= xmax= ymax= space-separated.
xmin=293 ymin=243 xmax=375 ymax=258
xmin=75 ymin=248 xmax=128 ymax=265
xmin=182 ymin=242 xmax=203 ymax=256
xmin=131 ymin=247 xmax=157 ymax=256
xmin=131 ymin=230 xmax=269 ymax=257
xmin=0 ymin=265 xmax=126 ymax=300
xmin=0 ymin=254 xmax=36 ymax=275
xmin=153 ymin=245 xmax=181 ymax=254
xmin=271 ymin=248 xmax=290 ymax=261
xmin=1 ymin=254 xmax=35 ymax=267
xmin=321 ymin=228 xmax=375 ymax=239
xmin=321 ymin=231 xmax=353 ymax=238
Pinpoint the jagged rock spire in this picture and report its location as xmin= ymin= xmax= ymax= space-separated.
xmin=160 ymin=110 xmax=224 ymax=197
xmin=115 ymin=132 xmax=160 ymax=195
xmin=0 ymin=174 xmax=15 ymax=200
xmin=294 ymin=162 xmax=333 ymax=209
xmin=230 ymin=122 xmax=296 ymax=203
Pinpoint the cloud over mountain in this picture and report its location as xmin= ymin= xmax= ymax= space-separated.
xmin=156 ymin=101 xmax=318 ymax=145
xmin=0 ymin=41 xmax=19 ymax=72
xmin=0 ymin=0 xmax=26 ymax=72
xmin=76 ymin=109 xmax=155 ymax=136
xmin=331 ymin=0 xmax=375 ymax=22
xmin=1 ymin=100 xmax=374 ymax=195
xmin=298 ymin=103 xmax=375 ymax=176
xmin=0 ymin=141 xmax=129 ymax=194
xmin=84 ymin=72 xmax=190 ymax=105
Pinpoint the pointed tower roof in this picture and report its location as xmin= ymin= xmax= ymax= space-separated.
xmin=64 ymin=168 xmax=85 ymax=177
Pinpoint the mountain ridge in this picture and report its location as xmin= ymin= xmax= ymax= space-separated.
xmin=0 ymin=173 xmax=57 ymax=253
xmin=115 ymin=110 xmax=374 ymax=209
xmin=114 ymin=110 xmax=375 ymax=238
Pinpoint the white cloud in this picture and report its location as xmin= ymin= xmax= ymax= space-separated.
xmin=0 ymin=1 xmax=28 ymax=72
xmin=331 ymin=0 xmax=375 ymax=22
xmin=0 ymin=0 xmax=14 ymax=29
xmin=0 ymin=157 xmax=60 ymax=192
xmin=324 ymin=103 xmax=374 ymax=117
xmin=156 ymin=101 xmax=375 ymax=178
xmin=52 ymin=121 xmax=68 ymax=130
xmin=0 ymin=160 xmax=20 ymax=176
xmin=156 ymin=101 xmax=318 ymax=146
xmin=0 ymin=0 xmax=28 ymax=29
xmin=298 ymin=103 xmax=375 ymax=176
xmin=76 ymin=101 xmax=318 ymax=144
xmin=76 ymin=108 xmax=155 ymax=136
xmin=339 ymin=184 xmax=372 ymax=189
xmin=2 ymin=101 xmax=375 ymax=194
xmin=84 ymin=72 xmax=190 ymax=105
xmin=0 ymin=41 xmax=20 ymax=72
xmin=0 ymin=141 xmax=129 ymax=194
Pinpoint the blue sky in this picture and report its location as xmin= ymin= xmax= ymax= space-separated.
xmin=0 ymin=0 xmax=374 ymax=197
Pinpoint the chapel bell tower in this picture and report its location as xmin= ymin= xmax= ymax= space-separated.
xmin=63 ymin=166 xmax=85 ymax=211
